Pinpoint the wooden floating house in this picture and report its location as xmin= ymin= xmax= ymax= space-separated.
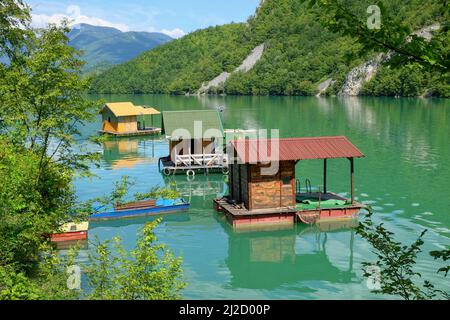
xmin=99 ymin=102 xmax=161 ymax=136
xmin=214 ymin=136 xmax=367 ymax=230
xmin=159 ymin=110 xmax=228 ymax=175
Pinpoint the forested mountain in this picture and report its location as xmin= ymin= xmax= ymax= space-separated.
xmin=68 ymin=24 xmax=172 ymax=73
xmin=89 ymin=0 xmax=448 ymax=97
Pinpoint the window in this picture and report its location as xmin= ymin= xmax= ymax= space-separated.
xmin=282 ymin=177 xmax=291 ymax=185
xmin=108 ymin=117 xmax=111 ymax=123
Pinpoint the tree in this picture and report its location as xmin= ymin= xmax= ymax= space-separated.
xmin=0 ymin=138 xmax=74 ymax=273
xmin=86 ymin=219 xmax=186 ymax=300
xmin=0 ymin=0 xmax=31 ymax=63
xmin=302 ymin=0 xmax=449 ymax=73
xmin=0 ymin=3 xmax=186 ymax=300
xmin=0 ymin=21 xmax=99 ymax=182
xmin=0 ymin=16 xmax=99 ymax=279
xmin=357 ymin=212 xmax=449 ymax=300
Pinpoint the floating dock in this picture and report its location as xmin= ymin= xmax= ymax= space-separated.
xmin=99 ymin=102 xmax=162 ymax=137
xmin=214 ymin=136 xmax=367 ymax=230
xmin=100 ymin=128 xmax=162 ymax=137
xmin=159 ymin=110 xmax=228 ymax=176
xmin=159 ymin=155 xmax=228 ymax=176
xmin=214 ymin=192 xmax=364 ymax=231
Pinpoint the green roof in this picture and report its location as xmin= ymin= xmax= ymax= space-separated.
xmin=162 ymin=110 xmax=224 ymax=139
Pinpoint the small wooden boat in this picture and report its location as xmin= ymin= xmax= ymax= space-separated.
xmin=89 ymin=198 xmax=190 ymax=221
xmin=50 ymin=222 xmax=89 ymax=243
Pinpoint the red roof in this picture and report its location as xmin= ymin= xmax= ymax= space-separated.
xmin=230 ymin=136 xmax=364 ymax=163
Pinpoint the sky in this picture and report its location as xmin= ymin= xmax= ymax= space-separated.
xmin=26 ymin=0 xmax=261 ymax=38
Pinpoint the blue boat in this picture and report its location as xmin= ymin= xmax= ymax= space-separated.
xmin=89 ymin=198 xmax=190 ymax=221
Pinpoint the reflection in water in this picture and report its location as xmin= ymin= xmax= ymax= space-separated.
xmin=102 ymin=137 xmax=162 ymax=170
xmin=218 ymin=216 xmax=357 ymax=290
xmin=89 ymin=212 xmax=191 ymax=230
xmin=163 ymin=174 xmax=228 ymax=205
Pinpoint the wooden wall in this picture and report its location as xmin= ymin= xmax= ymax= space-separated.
xmin=116 ymin=116 xmax=138 ymax=133
xmin=101 ymin=109 xmax=118 ymax=132
xmin=101 ymin=110 xmax=138 ymax=133
xmin=229 ymin=161 xmax=296 ymax=211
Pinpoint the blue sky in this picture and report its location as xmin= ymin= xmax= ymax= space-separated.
xmin=27 ymin=0 xmax=261 ymax=38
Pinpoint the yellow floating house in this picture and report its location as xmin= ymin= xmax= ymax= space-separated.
xmin=100 ymin=102 xmax=161 ymax=136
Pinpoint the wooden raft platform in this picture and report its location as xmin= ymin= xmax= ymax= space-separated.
xmin=214 ymin=192 xmax=365 ymax=230
xmin=100 ymin=128 xmax=162 ymax=137
xmin=214 ymin=198 xmax=297 ymax=230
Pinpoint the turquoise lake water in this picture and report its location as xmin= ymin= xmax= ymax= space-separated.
xmin=74 ymin=95 xmax=450 ymax=299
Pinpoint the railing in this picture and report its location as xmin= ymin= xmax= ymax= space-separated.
xmin=174 ymin=153 xmax=228 ymax=168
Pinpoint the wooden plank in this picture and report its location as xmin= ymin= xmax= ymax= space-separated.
xmin=115 ymin=199 xmax=157 ymax=211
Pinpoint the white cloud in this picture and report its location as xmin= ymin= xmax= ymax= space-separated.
xmin=30 ymin=5 xmax=185 ymax=38
xmin=31 ymin=13 xmax=130 ymax=31
xmin=160 ymin=28 xmax=186 ymax=39
xmin=31 ymin=5 xmax=130 ymax=31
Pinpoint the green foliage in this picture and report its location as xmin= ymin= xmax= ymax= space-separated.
xmin=0 ymin=21 xmax=101 ymax=180
xmin=90 ymin=23 xmax=253 ymax=94
xmin=86 ymin=219 xmax=186 ymax=300
xmin=0 ymin=246 xmax=79 ymax=300
xmin=89 ymin=0 xmax=448 ymax=97
xmin=303 ymin=0 xmax=449 ymax=96
xmin=0 ymin=0 xmax=31 ymax=62
xmin=76 ymin=176 xmax=181 ymax=217
xmin=134 ymin=185 xmax=181 ymax=201
xmin=357 ymin=212 xmax=449 ymax=300
xmin=0 ymin=138 xmax=74 ymax=272
xmin=430 ymin=249 xmax=450 ymax=277
xmin=361 ymin=62 xmax=447 ymax=97
xmin=0 ymin=266 xmax=40 ymax=300
xmin=1 ymin=5 xmax=186 ymax=300
xmin=303 ymin=0 xmax=448 ymax=71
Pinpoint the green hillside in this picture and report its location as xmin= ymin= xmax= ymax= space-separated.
xmin=90 ymin=0 xmax=448 ymax=97
xmin=68 ymin=24 xmax=172 ymax=73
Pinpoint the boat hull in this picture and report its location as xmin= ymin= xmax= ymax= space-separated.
xmin=89 ymin=203 xmax=190 ymax=221
xmin=50 ymin=230 xmax=88 ymax=243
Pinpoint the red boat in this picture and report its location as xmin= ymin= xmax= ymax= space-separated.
xmin=50 ymin=222 xmax=89 ymax=243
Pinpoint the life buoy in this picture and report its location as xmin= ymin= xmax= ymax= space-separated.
xmin=163 ymin=168 xmax=173 ymax=176
xmin=186 ymin=170 xmax=195 ymax=177
xmin=221 ymin=167 xmax=229 ymax=175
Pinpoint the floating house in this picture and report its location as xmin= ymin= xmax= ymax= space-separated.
xmin=100 ymin=102 xmax=161 ymax=136
xmin=214 ymin=136 xmax=367 ymax=230
xmin=159 ymin=110 xmax=228 ymax=175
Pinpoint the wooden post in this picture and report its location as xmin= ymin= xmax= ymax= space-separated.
xmin=349 ymin=157 xmax=355 ymax=204
xmin=323 ymin=159 xmax=328 ymax=194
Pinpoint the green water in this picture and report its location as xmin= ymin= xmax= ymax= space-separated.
xmin=76 ymin=95 xmax=450 ymax=299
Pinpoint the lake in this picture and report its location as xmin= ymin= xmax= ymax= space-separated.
xmin=75 ymin=95 xmax=450 ymax=299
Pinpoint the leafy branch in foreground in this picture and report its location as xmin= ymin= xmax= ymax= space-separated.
xmin=430 ymin=249 xmax=450 ymax=277
xmin=75 ymin=176 xmax=181 ymax=218
xmin=357 ymin=212 xmax=449 ymax=300
xmin=302 ymin=0 xmax=449 ymax=73
xmin=134 ymin=184 xmax=181 ymax=201
xmin=86 ymin=218 xmax=186 ymax=300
